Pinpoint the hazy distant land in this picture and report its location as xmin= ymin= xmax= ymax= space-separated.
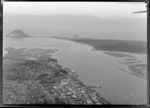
xmin=50 ymin=36 xmax=147 ymax=54
xmin=6 ymin=29 xmax=147 ymax=55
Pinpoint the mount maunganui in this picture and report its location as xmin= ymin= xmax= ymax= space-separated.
xmin=6 ymin=29 xmax=31 ymax=38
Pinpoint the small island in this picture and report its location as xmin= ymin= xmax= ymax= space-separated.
xmin=3 ymin=47 xmax=109 ymax=104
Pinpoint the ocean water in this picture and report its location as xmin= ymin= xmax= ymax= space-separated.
xmin=3 ymin=37 xmax=147 ymax=105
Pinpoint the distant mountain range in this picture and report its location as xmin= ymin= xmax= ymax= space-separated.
xmin=6 ymin=29 xmax=31 ymax=39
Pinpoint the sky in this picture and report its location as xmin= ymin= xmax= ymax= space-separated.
xmin=3 ymin=2 xmax=147 ymax=41
xmin=3 ymin=2 xmax=147 ymax=18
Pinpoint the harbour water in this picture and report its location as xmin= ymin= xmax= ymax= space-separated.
xmin=3 ymin=37 xmax=147 ymax=104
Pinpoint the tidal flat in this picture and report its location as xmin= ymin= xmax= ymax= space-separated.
xmin=117 ymin=64 xmax=147 ymax=80
xmin=128 ymin=64 xmax=147 ymax=79
xmin=3 ymin=47 xmax=109 ymax=105
xmin=103 ymin=51 xmax=135 ymax=58
xmin=50 ymin=36 xmax=147 ymax=81
xmin=101 ymin=51 xmax=146 ymax=80
xmin=117 ymin=58 xmax=147 ymax=80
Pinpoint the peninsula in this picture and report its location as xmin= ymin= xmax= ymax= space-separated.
xmin=50 ymin=36 xmax=147 ymax=54
xmin=3 ymin=47 xmax=109 ymax=105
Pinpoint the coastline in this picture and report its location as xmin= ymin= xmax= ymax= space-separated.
xmin=3 ymin=47 xmax=110 ymax=104
xmin=49 ymin=37 xmax=147 ymax=80
xmin=49 ymin=36 xmax=147 ymax=55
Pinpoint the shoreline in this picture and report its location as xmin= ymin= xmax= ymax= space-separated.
xmin=3 ymin=47 xmax=110 ymax=104
xmin=49 ymin=37 xmax=147 ymax=80
xmin=49 ymin=36 xmax=147 ymax=55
